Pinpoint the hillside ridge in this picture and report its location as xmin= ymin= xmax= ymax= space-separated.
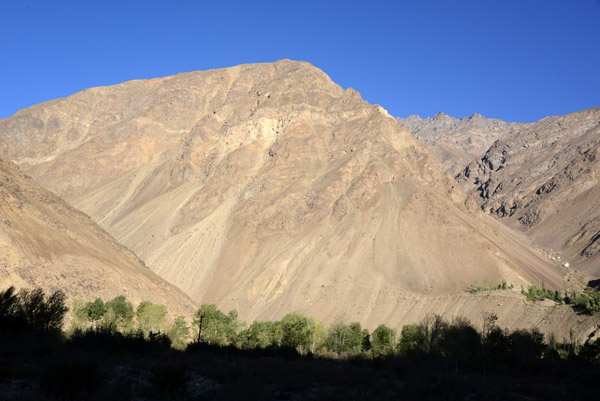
xmin=0 ymin=155 xmax=197 ymax=317
xmin=0 ymin=60 xmax=582 ymax=332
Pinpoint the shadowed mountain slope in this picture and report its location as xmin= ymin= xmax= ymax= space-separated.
xmin=0 ymin=60 xmax=578 ymax=330
xmin=0 ymin=156 xmax=196 ymax=316
xmin=457 ymin=107 xmax=600 ymax=277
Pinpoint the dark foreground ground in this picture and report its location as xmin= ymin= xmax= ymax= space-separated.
xmin=1 ymin=331 xmax=598 ymax=401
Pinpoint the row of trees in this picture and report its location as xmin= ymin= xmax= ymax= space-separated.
xmin=0 ymin=286 xmax=68 ymax=333
xmin=191 ymin=304 xmax=600 ymax=367
xmin=3 ymin=286 xmax=600 ymax=367
xmin=70 ymin=295 xmax=191 ymax=349
xmin=523 ymin=283 xmax=600 ymax=314
xmin=466 ymin=279 xmax=600 ymax=315
xmin=193 ymin=306 xmax=400 ymax=357
xmin=470 ymin=279 xmax=514 ymax=293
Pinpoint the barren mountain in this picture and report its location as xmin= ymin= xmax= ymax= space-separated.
xmin=0 ymin=156 xmax=196 ymax=317
xmin=0 ymin=60 xmax=580 ymax=332
xmin=397 ymin=112 xmax=522 ymax=176
xmin=457 ymin=107 xmax=600 ymax=277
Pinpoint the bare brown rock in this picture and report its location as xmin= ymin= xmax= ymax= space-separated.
xmin=397 ymin=112 xmax=522 ymax=176
xmin=457 ymin=107 xmax=600 ymax=277
xmin=0 ymin=60 xmax=584 ymax=333
xmin=0 ymin=156 xmax=196 ymax=317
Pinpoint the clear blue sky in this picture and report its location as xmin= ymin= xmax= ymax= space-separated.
xmin=1 ymin=0 xmax=599 ymax=122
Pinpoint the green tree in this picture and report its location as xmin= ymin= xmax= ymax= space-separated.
xmin=439 ymin=317 xmax=481 ymax=372
xmin=579 ymin=339 xmax=600 ymax=364
xmin=168 ymin=316 xmax=190 ymax=350
xmin=136 ymin=301 xmax=168 ymax=337
xmin=483 ymin=326 xmax=510 ymax=362
xmin=422 ymin=314 xmax=448 ymax=357
xmin=325 ymin=320 xmax=350 ymax=355
xmin=69 ymin=299 xmax=89 ymax=331
xmin=309 ymin=319 xmax=327 ymax=354
xmin=346 ymin=322 xmax=363 ymax=354
xmin=241 ymin=321 xmax=274 ymax=349
xmin=103 ymin=295 xmax=134 ymax=332
xmin=85 ymin=298 xmax=106 ymax=328
xmin=240 ymin=320 xmax=289 ymax=350
xmin=553 ymin=289 xmax=563 ymax=303
xmin=361 ymin=328 xmax=372 ymax=352
xmin=280 ymin=313 xmax=315 ymax=353
xmin=397 ymin=323 xmax=426 ymax=356
xmin=269 ymin=321 xmax=284 ymax=347
xmin=325 ymin=320 xmax=363 ymax=355
xmin=508 ymin=328 xmax=546 ymax=366
xmin=225 ymin=310 xmax=244 ymax=346
xmin=194 ymin=304 xmax=241 ymax=346
xmin=372 ymin=324 xmax=396 ymax=357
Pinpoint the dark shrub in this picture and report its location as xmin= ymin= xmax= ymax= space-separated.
xmin=508 ymin=328 xmax=546 ymax=367
xmin=147 ymin=362 xmax=190 ymax=398
xmin=39 ymin=356 xmax=101 ymax=400
xmin=18 ymin=287 xmax=68 ymax=333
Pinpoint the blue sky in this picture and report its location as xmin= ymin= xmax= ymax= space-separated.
xmin=1 ymin=0 xmax=599 ymax=122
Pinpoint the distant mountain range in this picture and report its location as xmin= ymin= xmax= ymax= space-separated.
xmin=456 ymin=107 xmax=600 ymax=277
xmin=0 ymin=60 xmax=597 ymax=337
xmin=400 ymin=107 xmax=600 ymax=279
xmin=397 ymin=112 xmax=523 ymax=176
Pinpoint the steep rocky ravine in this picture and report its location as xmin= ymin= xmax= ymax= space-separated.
xmin=457 ymin=107 xmax=600 ymax=277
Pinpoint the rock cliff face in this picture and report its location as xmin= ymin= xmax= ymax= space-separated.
xmin=397 ymin=112 xmax=522 ymax=176
xmin=0 ymin=156 xmax=196 ymax=316
xmin=457 ymin=107 xmax=600 ymax=276
xmin=0 ymin=60 xmax=574 ymax=330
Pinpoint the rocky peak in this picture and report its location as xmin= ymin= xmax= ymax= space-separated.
xmin=0 ymin=61 xmax=567 ymax=328
xmin=456 ymin=107 xmax=600 ymax=276
xmin=398 ymin=111 xmax=522 ymax=176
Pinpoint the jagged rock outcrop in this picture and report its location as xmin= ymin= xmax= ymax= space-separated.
xmin=397 ymin=112 xmax=522 ymax=176
xmin=457 ymin=107 xmax=600 ymax=276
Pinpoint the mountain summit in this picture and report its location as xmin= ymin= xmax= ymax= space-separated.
xmin=0 ymin=60 xmax=569 ymax=328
